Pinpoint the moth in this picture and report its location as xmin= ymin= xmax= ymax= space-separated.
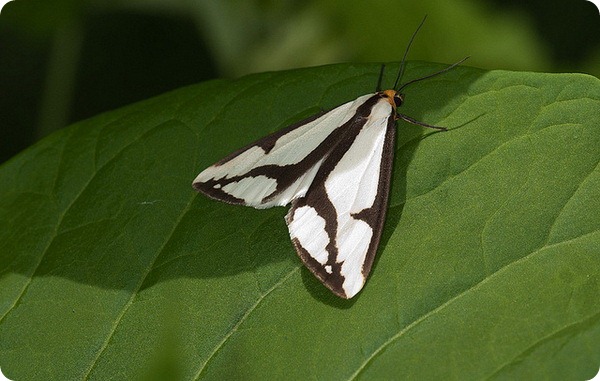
xmin=193 ymin=20 xmax=466 ymax=298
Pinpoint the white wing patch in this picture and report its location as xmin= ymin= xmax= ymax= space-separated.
xmin=325 ymin=107 xmax=387 ymax=213
xmin=288 ymin=206 xmax=330 ymax=264
xmin=221 ymin=176 xmax=277 ymax=205
xmin=196 ymin=146 xmax=267 ymax=180
xmin=265 ymin=95 xmax=371 ymax=165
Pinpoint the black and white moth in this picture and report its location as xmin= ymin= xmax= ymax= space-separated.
xmin=193 ymin=20 xmax=466 ymax=298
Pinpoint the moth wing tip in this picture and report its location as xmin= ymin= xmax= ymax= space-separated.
xmin=191 ymin=180 xmax=204 ymax=192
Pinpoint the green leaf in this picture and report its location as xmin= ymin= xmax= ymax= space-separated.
xmin=1 ymin=63 xmax=599 ymax=381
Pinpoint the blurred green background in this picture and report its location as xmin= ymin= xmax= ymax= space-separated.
xmin=1 ymin=0 xmax=598 ymax=163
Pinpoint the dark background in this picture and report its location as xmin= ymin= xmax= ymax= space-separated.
xmin=1 ymin=0 xmax=598 ymax=164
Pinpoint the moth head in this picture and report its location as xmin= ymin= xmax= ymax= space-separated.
xmin=380 ymin=89 xmax=404 ymax=112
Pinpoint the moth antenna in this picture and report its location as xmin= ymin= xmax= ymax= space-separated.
xmin=397 ymin=113 xmax=447 ymax=131
xmin=375 ymin=64 xmax=385 ymax=92
xmin=397 ymin=56 xmax=469 ymax=92
xmin=393 ymin=15 xmax=428 ymax=90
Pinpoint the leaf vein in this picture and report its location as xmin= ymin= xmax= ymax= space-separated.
xmin=81 ymin=194 xmax=196 ymax=379
xmin=485 ymin=309 xmax=600 ymax=379
xmin=543 ymin=157 xmax=600 ymax=246
xmin=0 ymin=122 xmax=152 ymax=324
xmin=192 ymin=266 xmax=300 ymax=380
xmin=347 ymin=229 xmax=600 ymax=380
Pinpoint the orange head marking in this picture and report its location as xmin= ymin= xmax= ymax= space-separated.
xmin=380 ymin=89 xmax=404 ymax=115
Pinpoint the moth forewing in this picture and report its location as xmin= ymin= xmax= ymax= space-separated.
xmin=192 ymin=94 xmax=375 ymax=209
xmin=285 ymin=94 xmax=397 ymax=298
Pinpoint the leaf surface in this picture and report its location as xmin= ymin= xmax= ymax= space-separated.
xmin=0 ymin=63 xmax=599 ymax=380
